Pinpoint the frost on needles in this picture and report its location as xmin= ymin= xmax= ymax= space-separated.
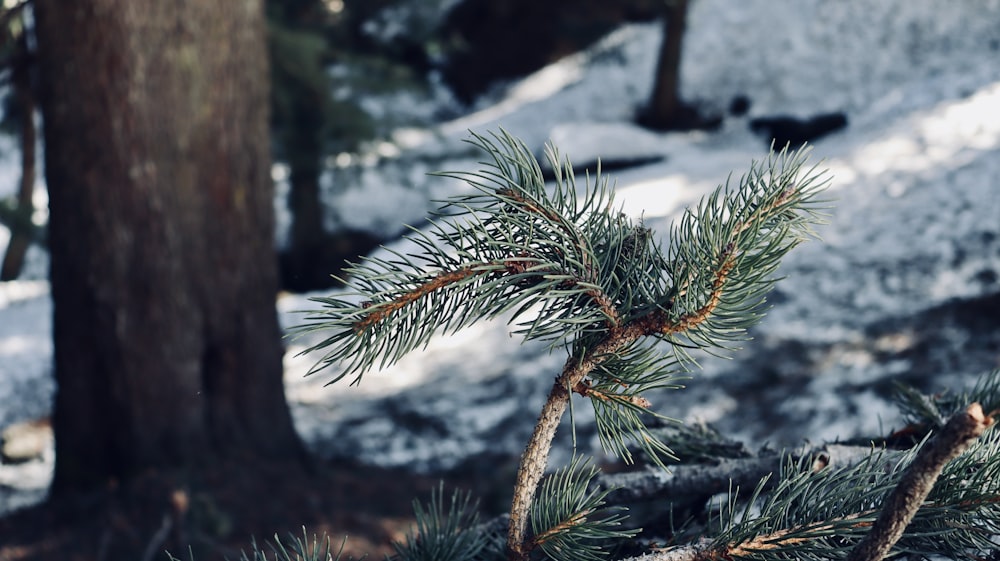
xmin=294 ymin=128 xmax=834 ymax=560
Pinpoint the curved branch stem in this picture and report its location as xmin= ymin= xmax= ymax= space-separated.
xmin=506 ymin=379 xmax=572 ymax=560
xmin=505 ymin=240 xmax=743 ymax=559
xmin=506 ymin=330 xmax=635 ymax=560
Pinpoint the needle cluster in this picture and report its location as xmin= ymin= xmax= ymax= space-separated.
xmin=295 ymin=128 xmax=829 ymax=560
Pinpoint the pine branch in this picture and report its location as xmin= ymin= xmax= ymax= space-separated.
xmin=596 ymin=443 xmax=880 ymax=506
xmin=891 ymin=368 xmax=1000 ymax=443
xmin=168 ymin=528 xmax=346 ymax=561
xmin=506 ymin=147 xmax=826 ymax=560
xmin=296 ymin=129 xmax=827 ymax=560
xmin=616 ymin=402 xmax=1000 ymax=561
xmin=391 ymin=485 xmax=489 ymax=561
xmin=528 ymin=456 xmax=637 ymax=561
xmin=847 ymin=403 xmax=994 ymax=561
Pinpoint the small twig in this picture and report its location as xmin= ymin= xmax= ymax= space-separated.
xmin=573 ymin=380 xmax=651 ymax=408
xmin=623 ymin=537 xmax=716 ymax=561
xmin=96 ymin=527 xmax=113 ymax=561
xmin=354 ymin=266 xmax=486 ymax=333
xmin=660 ymin=250 xmax=736 ymax=336
xmin=532 ymin=508 xmax=594 ymax=548
xmin=846 ymin=403 xmax=994 ymax=561
xmin=140 ymin=513 xmax=174 ymax=561
xmin=624 ymin=512 xmax=875 ymax=561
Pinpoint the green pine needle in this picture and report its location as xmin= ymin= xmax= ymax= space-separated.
xmin=895 ymin=368 xmax=1000 ymax=429
xmin=708 ymin=405 xmax=1000 ymax=560
xmin=391 ymin=484 xmax=490 ymax=561
xmin=530 ymin=456 xmax=637 ymax=561
xmin=167 ymin=528 xmax=345 ymax=561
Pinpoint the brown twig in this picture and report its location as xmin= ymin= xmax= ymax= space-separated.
xmin=573 ymin=380 xmax=651 ymax=408
xmin=846 ymin=403 xmax=993 ymax=561
xmin=660 ymin=250 xmax=736 ymax=336
xmin=354 ymin=266 xmax=487 ymax=333
xmin=496 ymin=186 xmax=603 ymax=285
xmin=624 ymin=513 xmax=875 ymax=561
xmin=531 ymin=508 xmax=594 ymax=549
xmin=496 ymin=187 xmax=566 ymax=225
xmin=353 ymin=253 xmax=620 ymax=335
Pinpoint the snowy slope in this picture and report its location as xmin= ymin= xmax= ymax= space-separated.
xmin=284 ymin=0 xmax=1000 ymax=466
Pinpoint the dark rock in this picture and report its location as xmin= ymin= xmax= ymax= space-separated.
xmin=749 ymin=112 xmax=848 ymax=148
xmin=729 ymin=95 xmax=751 ymax=116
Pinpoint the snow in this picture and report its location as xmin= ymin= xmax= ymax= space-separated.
xmin=0 ymin=281 xmax=52 ymax=429
xmin=3 ymin=0 xmax=1000 ymax=513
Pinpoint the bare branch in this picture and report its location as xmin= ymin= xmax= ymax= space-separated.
xmin=597 ymin=443 xmax=882 ymax=505
xmin=846 ymin=403 xmax=994 ymax=561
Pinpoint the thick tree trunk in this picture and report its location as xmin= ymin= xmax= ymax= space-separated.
xmin=35 ymin=0 xmax=304 ymax=495
xmin=643 ymin=0 xmax=689 ymax=130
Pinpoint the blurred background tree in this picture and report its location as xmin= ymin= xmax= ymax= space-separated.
xmin=438 ymin=0 xmax=662 ymax=103
xmin=268 ymin=0 xmax=378 ymax=292
xmin=0 ymin=0 xmax=39 ymax=281
xmin=267 ymin=0 xmax=442 ymax=291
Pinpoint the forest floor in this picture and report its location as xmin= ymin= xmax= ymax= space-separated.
xmin=0 ymin=456 xmax=518 ymax=561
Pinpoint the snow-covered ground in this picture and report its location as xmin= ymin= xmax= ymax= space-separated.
xmin=2 ymin=0 xmax=1000 ymax=513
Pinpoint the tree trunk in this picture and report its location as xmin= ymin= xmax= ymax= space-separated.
xmin=0 ymin=30 xmax=37 ymax=282
xmin=34 ymin=0 xmax=305 ymax=495
xmin=643 ymin=0 xmax=689 ymax=130
xmin=280 ymin=103 xmax=329 ymax=291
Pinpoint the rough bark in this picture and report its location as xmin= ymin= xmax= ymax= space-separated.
xmin=35 ymin=0 xmax=304 ymax=495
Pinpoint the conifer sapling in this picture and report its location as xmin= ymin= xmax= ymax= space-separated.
xmin=297 ymin=128 xmax=828 ymax=560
